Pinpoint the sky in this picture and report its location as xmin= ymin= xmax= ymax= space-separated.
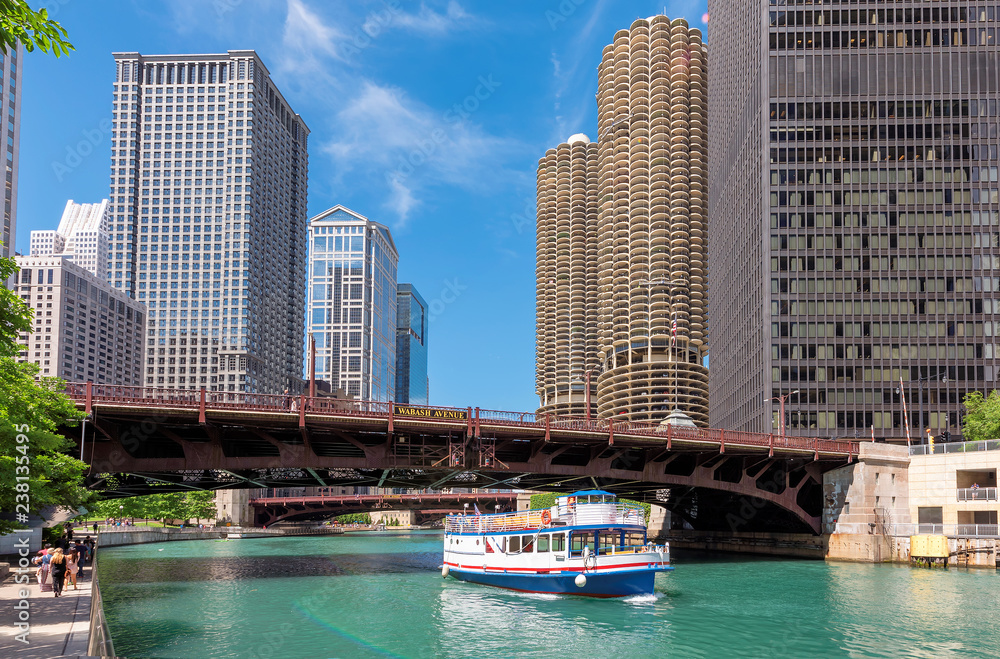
xmin=17 ymin=0 xmax=709 ymax=413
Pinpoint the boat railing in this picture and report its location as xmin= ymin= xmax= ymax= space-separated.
xmin=445 ymin=502 xmax=646 ymax=534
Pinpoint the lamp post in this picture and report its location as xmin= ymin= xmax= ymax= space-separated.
xmin=767 ymin=390 xmax=800 ymax=439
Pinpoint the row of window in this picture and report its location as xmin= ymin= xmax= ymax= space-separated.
xmin=770 ymin=144 xmax=1000 ymax=163
xmin=770 ymin=99 xmax=992 ymax=121
xmin=770 ymin=364 xmax=986 ymax=384
xmin=770 ymin=167 xmax=1000 ymax=185
xmin=772 ymin=232 xmax=1000 ymax=249
xmin=771 ymin=210 xmax=1000 ymax=229
xmin=772 ymin=276 xmax=1000 ymax=294
xmin=769 ymin=27 xmax=994 ymax=50
xmin=770 ymin=7 xmax=999 ymax=26
xmin=771 ymin=123 xmax=978 ymax=141
xmin=772 ymin=320 xmax=995 ymax=339
xmin=772 ymin=188 xmax=1000 ymax=207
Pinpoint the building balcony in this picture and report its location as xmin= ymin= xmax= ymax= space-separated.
xmin=957 ymin=487 xmax=998 ymax=502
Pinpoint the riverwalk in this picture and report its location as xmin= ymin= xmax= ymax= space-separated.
xmin=0 ymin=567 xmax=92 ymax=658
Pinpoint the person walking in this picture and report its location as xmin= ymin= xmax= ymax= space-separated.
xmin=49 ymin=548 xmax=68 ymax=597
xmin=66 ymin=548 xmax=79 ymax=590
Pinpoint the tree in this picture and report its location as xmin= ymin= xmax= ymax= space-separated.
xmin=961 ymin=390 xmax=1000 ymax=443
xmin=0 ymin=0 xmax=73 ymax=57
xmin=0 ymin=362 xmax=90 ymax=534
xmin=182 ymin=490 xmax=217 ymax=521
xmin=0 ymin=253 xmax=31 ymax=357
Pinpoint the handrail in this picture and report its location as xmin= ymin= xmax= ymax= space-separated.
xmin=829 ymin=522 xmax=1000 ymax=538
xmin=65 ymin=383 xmax=860 ymax=457
xmin=445 ymin=502 xmax=646 ymax=534
xmin=87 ymin=544 xmax=115 ymax=658
xmin=957 ymin=487 xmax=998 ymax=502
xmin=910 ymin=439 xmax=1000 ymax=455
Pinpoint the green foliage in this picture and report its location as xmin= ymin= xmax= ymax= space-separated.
xmin=0 ymin=358 xmax=90 ymax=534
xmin=0 ymin=254 xmax=31 ymax=357
xmin=529 ymin=491 xmax=652 ymax=524
xmin=335 ymin=512 xmax=371 ymax=524
xmin=88 ymin=490 xmax=217 ymax=523
xmin=961 ymin=390 xmax=1000 ymax=443
xmin=0 ymin=0 xmax=73 ymax=57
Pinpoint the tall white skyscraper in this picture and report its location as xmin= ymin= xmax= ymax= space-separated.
xmin=307 ymin=205 xmax=398 ymax=401
xmin=1 ymin=43 xmax=21 ymax=257
xmin=109 ymin=51 xmax=309 ymax=392
xmin=29 ymin=199 xmax=111 ymax=279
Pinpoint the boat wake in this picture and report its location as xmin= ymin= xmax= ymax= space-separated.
xmin=622 ymin=592 xmax=662 ymax=605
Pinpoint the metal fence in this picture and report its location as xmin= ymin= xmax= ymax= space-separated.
xmin=87 ymin=547 xmax=115 ymax=658
xmin=831 ymin=522 xmax=1000 ymax=538
xmin=909 ymin=439 xmax=1000 ymax=455
xmin=957 ymin=487 xmax=998 ymax=502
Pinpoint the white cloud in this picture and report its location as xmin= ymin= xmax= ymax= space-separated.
xmin=393 ymin=1 xmax=473 ymax=35
xmin=282 ymin=0 xmax=349 ymax=66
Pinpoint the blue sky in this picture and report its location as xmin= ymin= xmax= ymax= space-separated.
xmin=18 ymin=0 xmax=708 ymax=412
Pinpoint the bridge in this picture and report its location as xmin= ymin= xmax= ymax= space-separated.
xmin=65 ymin=383 xmax=861 ymax=533
xmin=250 ymin=492 xmax=519 ymax=526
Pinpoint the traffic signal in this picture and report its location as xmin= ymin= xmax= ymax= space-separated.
xmin=942 ymin=430 xmax=951 ymax=443
xmin=929 ymin=433 xmax=935 ymax=452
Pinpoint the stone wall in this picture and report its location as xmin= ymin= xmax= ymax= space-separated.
xmin=95 ymin=528 xmax=226 ymax=547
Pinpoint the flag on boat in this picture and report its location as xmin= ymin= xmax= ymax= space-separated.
xmin=474 ymin=504 xmax=481 ymax=515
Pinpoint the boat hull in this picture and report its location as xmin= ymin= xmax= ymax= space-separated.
xmin=446 ymin=566 xmax=672 ymax=598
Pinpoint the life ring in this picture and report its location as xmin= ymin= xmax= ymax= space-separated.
xmin=540 ymin=510 xmax=551 ymax=525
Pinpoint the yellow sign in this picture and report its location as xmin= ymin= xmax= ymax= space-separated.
xmin=393 ymin=405 xmax=468 ymax=420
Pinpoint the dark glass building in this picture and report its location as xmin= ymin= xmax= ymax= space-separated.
xmin=709 ymin=1 xmax=1000 ymax=442
xmin=395 ymin=283 xmax=428 ymax=405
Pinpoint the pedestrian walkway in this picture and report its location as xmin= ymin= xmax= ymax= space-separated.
xmin=0 ymin=566 xmax=93 ymax=658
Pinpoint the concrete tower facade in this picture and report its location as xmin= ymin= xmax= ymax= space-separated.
xmin=594 ymin=16 xmax=709 ymax=425
xmin=0 ymin=43 xmax=20 ymax=258
xmin=708 ymin=1 xmax=1000 ymax=441
xmin=535 ymin=134 xmax=600 ymax=417
xmin=30 ymin=200 xmax=111 ymax=279
xmin=109 ymin=51 xmax=309 ymax=393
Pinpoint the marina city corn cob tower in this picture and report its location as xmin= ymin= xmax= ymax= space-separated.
xmin=535 ymin=135 xmax=601 ymax=417
xmin=536 ymin=16 xmax=710 ymax=425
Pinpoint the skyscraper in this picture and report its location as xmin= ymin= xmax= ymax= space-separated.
xmin=535 ymin=135 xmax=600 ymax=417
xmin=708 ymin=2 xmax=998 ymax=441
xmin=14 ymin=255 xmax=145 ymax=384
xmin=1 ymin=43 xmax=21 ymax=257
xmin=30 ymin=200 xmax=111 ymax=279
xmin=395 ymin=283 xmax=428 ymax=405
xmin=307 ymin=205 xmax=398 ymax=401
xmin=594 ymin=16 xmax=710 ymax=425
xmin=534 ymin=16 xmax=710 ymax=425
xmin=109 ymin=51 xmax=309 ymax=393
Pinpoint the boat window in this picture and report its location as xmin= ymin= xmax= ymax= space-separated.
xmin=551 ymin=533 xmax=566 ymax=553
xmin=522 ymin=537 xmax=534 ymax=553
xmin=598 ymin=531 xmax=618 ymax=555
xmin=537 ymin=534 xmax=550 ymax=553
xmin=624 ymin=532 xmax=646 ymax=549
xmin=570 ymin=531 xmax=596 ymax=557
xmin=509 ymin=535 xmax=521 ymax=553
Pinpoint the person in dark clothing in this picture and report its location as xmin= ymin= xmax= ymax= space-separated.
xmin=49 ymin=548 xmax=68 ymax=597
xmin=93 ymin=522 xmax=98 ymax=534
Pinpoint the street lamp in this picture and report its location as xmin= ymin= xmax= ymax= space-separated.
xmin=766 ymin=390 xmax=800 ymax=438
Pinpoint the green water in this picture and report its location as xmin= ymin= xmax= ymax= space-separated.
xmin=98 ymin=532 xmax=1000 ymax=658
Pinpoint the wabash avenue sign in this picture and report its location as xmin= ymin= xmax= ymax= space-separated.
xmin=393 ymin=405 xmax=468 ymax=421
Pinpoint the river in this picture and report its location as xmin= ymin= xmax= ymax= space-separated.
xmin=97 ymin=531 xmax=1000 ymax=658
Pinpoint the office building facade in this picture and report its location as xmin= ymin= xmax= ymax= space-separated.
xmin=109 ymin=51 xmax=308 ymax=392
xmin=29 ymin=200 xmax=111 ymax=279
xmin=395 ymin=283 xmax=428 ymax=405
xmin=708 ymin=1 xmax=999 ymax=440
xmin=1 ymin=43 xmax=21 ymax=257
xmin=307 ymin=205 xmax=398 ymax=401
xmin=14 ymin=255 xmax=145 ymax=383
xmin=535 ymin=135 xmax=601 ymax=417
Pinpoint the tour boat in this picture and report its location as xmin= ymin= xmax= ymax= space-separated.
xmin=441 ymin=490 xmax=671 ymax=597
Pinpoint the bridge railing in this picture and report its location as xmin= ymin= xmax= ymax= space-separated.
xmin=67 ymin=383 xmax=858 ymax=457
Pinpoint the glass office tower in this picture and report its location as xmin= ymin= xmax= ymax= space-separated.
xmin=307 ymin=205 xmax=398 ymax=401
xmin=395 ymin=283 xmax=428 ymax=405
xmin=709 ymin=2 xmax=1000 ymax=441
